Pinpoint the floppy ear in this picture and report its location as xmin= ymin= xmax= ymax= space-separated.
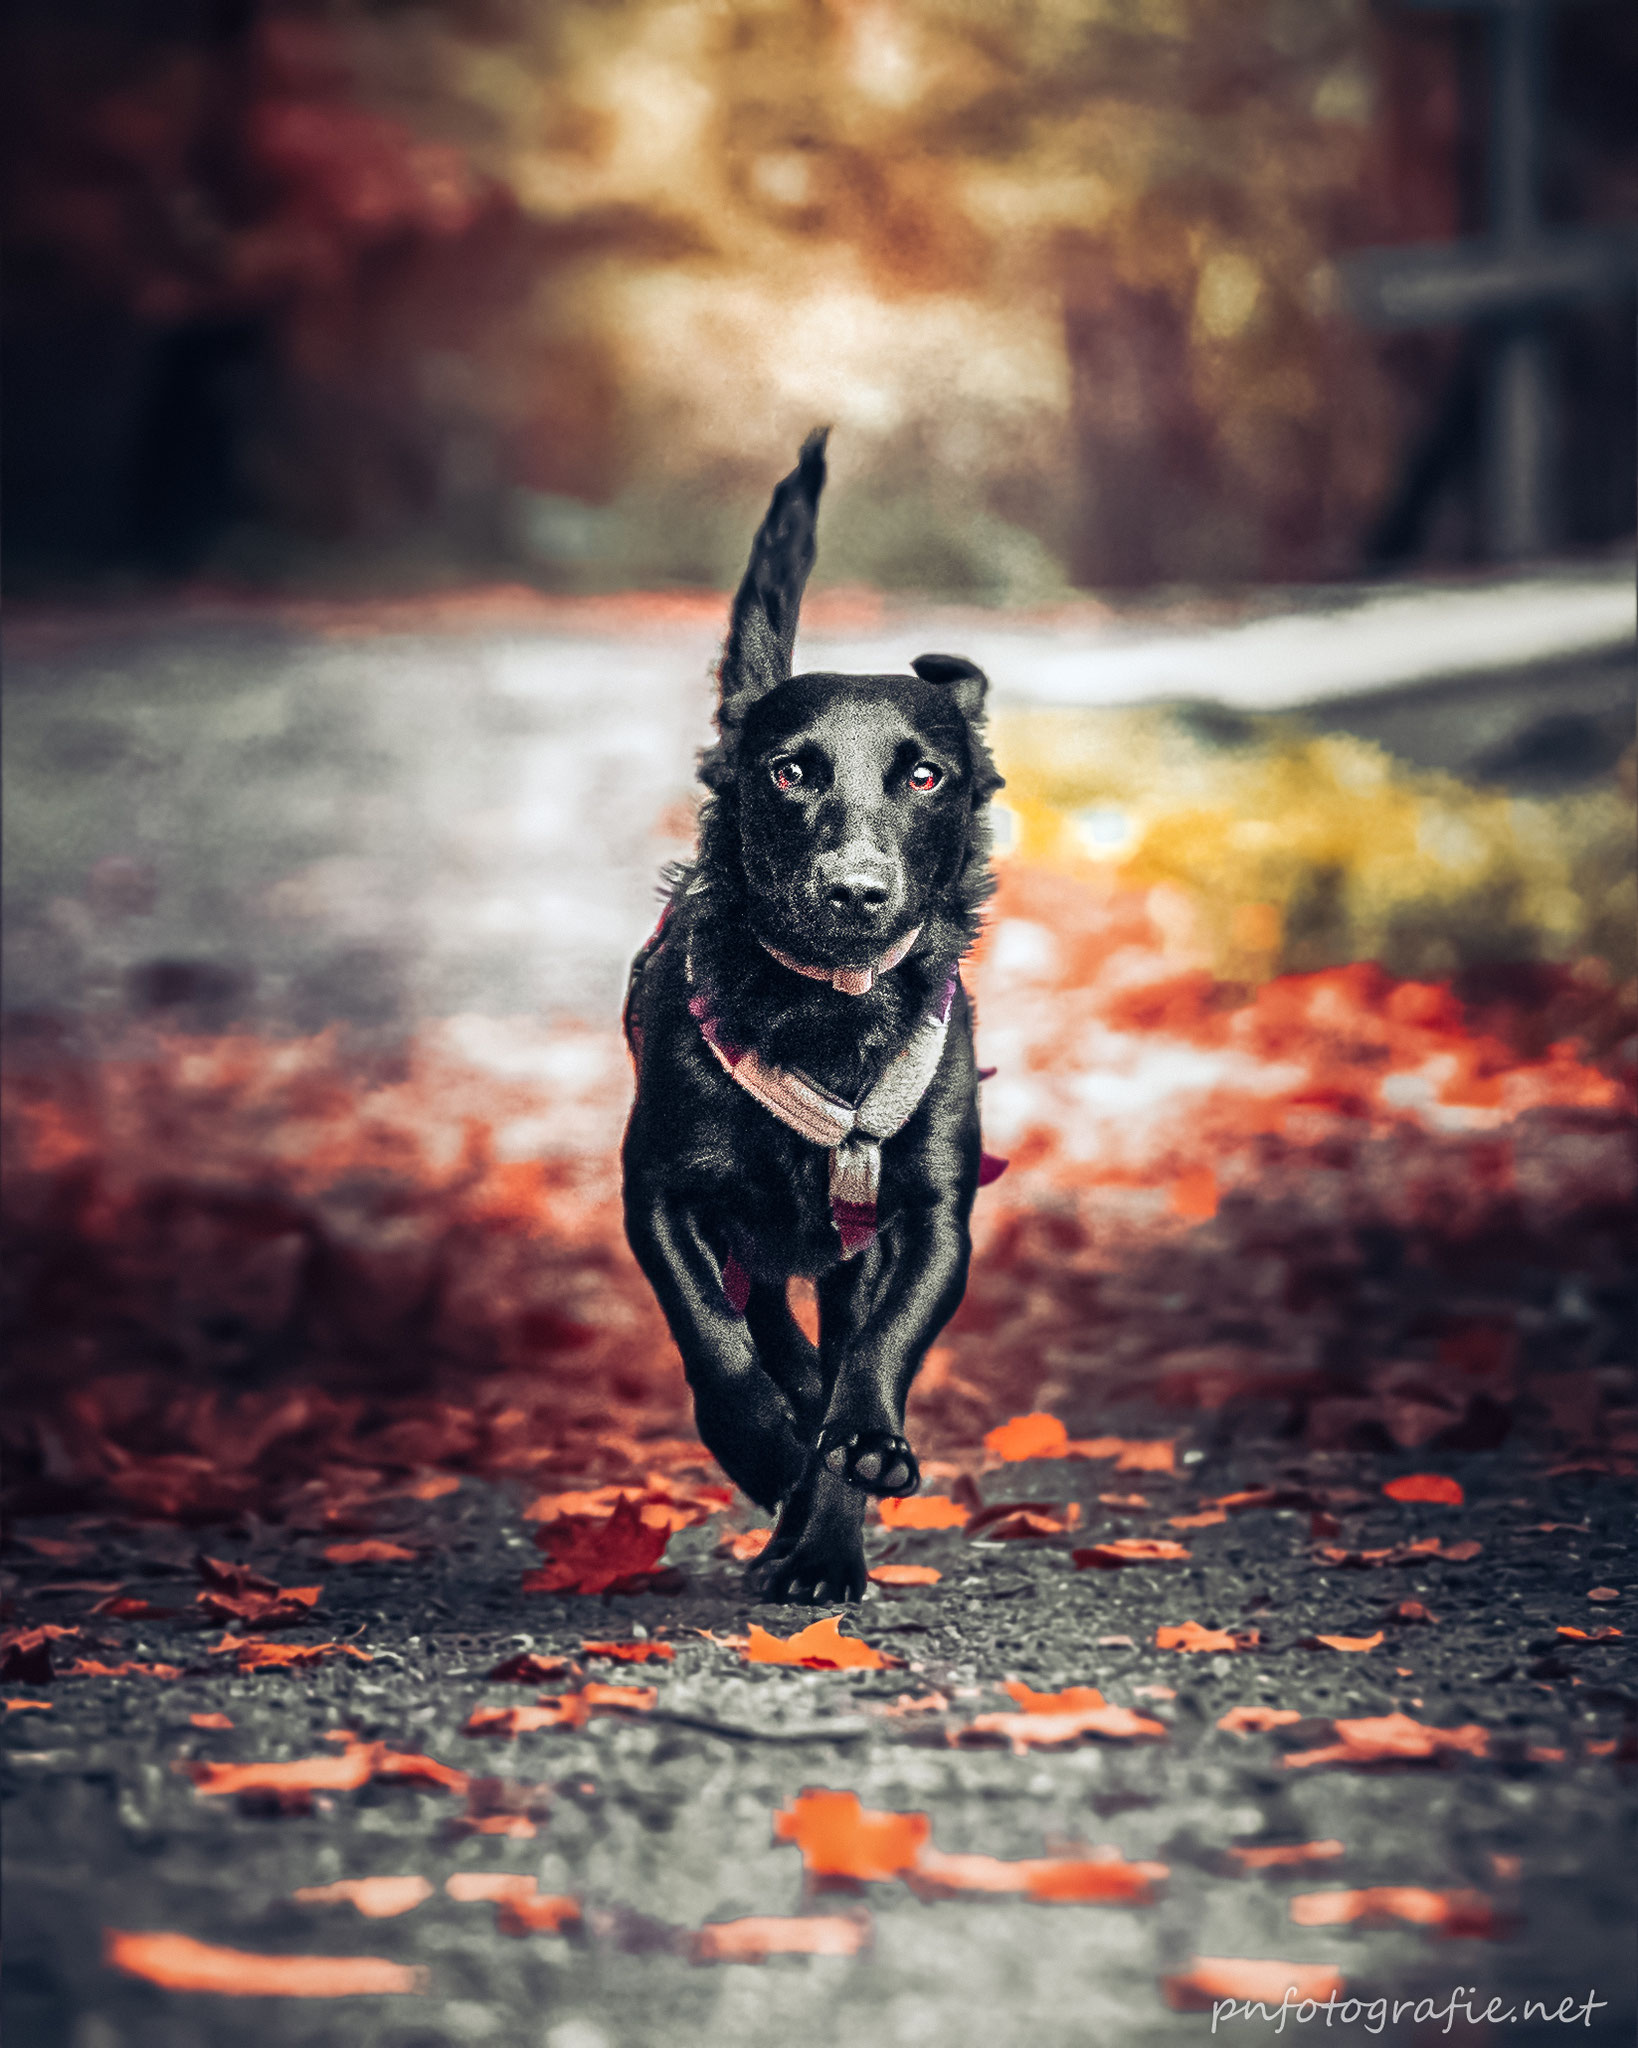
xmin=718 ymin=429 xmax=828 ymax=731
xmin=910 ymin=652 xmax=988 ymax=722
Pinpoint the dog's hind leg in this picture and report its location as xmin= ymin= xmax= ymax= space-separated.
xmin=743 ymin=1282 xmax=826 ymax=1442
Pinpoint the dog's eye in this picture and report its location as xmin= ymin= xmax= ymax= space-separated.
xmin=908 ymin=762 xmax=943 ymax=792
xmin=772 ymin=760 xmax=803 ymax=791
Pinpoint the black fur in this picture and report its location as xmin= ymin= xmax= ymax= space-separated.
xmin=621 ymin=435 xmax=1002 ymax=1603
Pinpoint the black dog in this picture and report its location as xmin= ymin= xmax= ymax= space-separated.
xmin=621 ymin=431 xmax=1002 ymax=1602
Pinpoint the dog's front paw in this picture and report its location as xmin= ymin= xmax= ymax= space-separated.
xmin=752 ymin=1528 xmax=869 ymax=1605
xmin=818 ymin=1426 xmax=919 ymax=1498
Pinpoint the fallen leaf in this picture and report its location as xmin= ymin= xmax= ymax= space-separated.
xmin=465 ymin=1701 xmax=585 ymax=1737
xmin=5 ymin=1698 xmax=53 ymax=1714
xmin=1169 ymin=1509 xmax=1228 ymax=1530
xmin=196 ymin=1582 xmax=323 ymax=1629
xmin=984 ymin=1414 xmax=1069 ymax=1462
xmin=878 ymin=1496 xmax=968 ymax=1530
xmin=1588 ymin=1587 xmax=1620 ymax=1603
xmin=971 ymin=1509 xmax=1070 ymax=1541
xmin=189 ymin=1712 xmax=234 ymax=1729
xmin=371 ymin=1747 xmax=469 ymax=1793
xmin=579 ymin=1640 xmax=675 ymax=1663
xmin=292 ymin=1877 xmax=432 ymax=1919
xmin=90 ymin=1595 xmax=175 ymax=1620
xmin=1098 ymin=1493 xmax=1152 ymax=1512
xmin=323 ymin=1542 xmax=417 ymax=1564
xmin=960 ymin=1702 xmax=1167 ymax=1752
xmin=1002 ymin=1681 xmax=1107 ymax=1713
xmin=209 ymin=1638 xmax=373 ymax=1670
xmin=487 ymin=1652 xmax=577 ymax=1684
xmin=868 ymin=1565 xmax=942 ymax=1586
xmin=692 ymin=1913 xmax=870 ymax=1962
xmin=1283 ymin=1712 xmax=1489 ymax=1770
xmin=1227 ymin=1840 xmax=1346 ymax=1871
xmin=187 ymin=1739 xmax=465 ymax=1807
xmin=1164 ymin=1959 xmax=1345 ymax=2012
xmin=104 ymin=1932 xmax=426 ymax=1997
xmin=772 ymin=1790 xmax=929 ymax=1882
xmin=1290 ymin=1887 xmax=1505 ymax=1937
xmin=62 ymin=1659 xmax=184 ymax=1680
xmin=718 ymin=1528 xmax=773 ymax=1560
xmin=464 ymin=1684 xmax=655 ymax=1737
xmin=1556 ymin=1626 xmax=1622 ymax=1642
xmin=446 ymin=1873 xmax=539 ymax=1903
xmin=400 ymin=1471 xmax=462 ymax=1500
xmin=745 ymin=1618 xmax=899 ymax=1672
xmin=1314 ymin=1538 xmax=1481 ymax=1568
xmin=1073 ymin=1539 xmax=1191 ymax=1569
xmin=524 ymin=1496 xmax=671 ymax=1597
xmin=1380 ymin=1600 xmax=1439 ymax=1625
xmin=1217 ymin=1706 xmax=1302 ymax=1737
xmin=1156 ymin=1621 xmax=1259 ymax=1653
xmin=1383 ymin=1474 xmax=1464 ymax=1505
xmin=869 ymin=1692 xmax=950 ymax=1717
xmin=1303 ymin=1632 xmax=1385 ymax=1654
xmin=1068 ymin=1436 xmax=1177 ymax=1474
xmin=496 ymin=1893 xmax=581 ymax=1936
xmin=909 ymin=1845 xmax=1166 ymax=1904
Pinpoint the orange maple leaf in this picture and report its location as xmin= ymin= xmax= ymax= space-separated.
xmin=1227 ymin=1840 xmax=1345 ymax=1871
xmin=772 ymin=1790 xmax=930 ymax=1881
xmin=323 ymin=1541 xmax=417 ymax=1564
xmin=1067 ymin=1436 xmax=1177 ymax=1474
xmin=105 ymin=1932 xmax=426 ymax=1997
xmin=984 ymin=1413 xmax=1069 ymax=1461
xmin=1164 ymin=1959 xmax=1346 ymax=2012
xmin=692 ymin=1914 xmax=870 ymax=1962
xmin=292 ymin=1877 xmax=432 ymax=1919
xmin=1290 ymin=1887 xmax=1503 ymax=1936
xmin=745 ymin=1618 xmax=899 ymax=1671
xmin=1156 ymin=1621 xmax=1259 ymax=1653
xmin=718 ymin=1527 xmax=773 ymax=1560
xmin=960 ymin=1703 xmax=1167 ymax=1752
xmin=1283 ymin=1712 xmax=1489 ymax=1770
xmin=1002 ymin=1681 xmax=1108 ymax=1713
xmin=1383 ymin=1474 xmax=1464 ymax=1505
xmin=909 ymin=1845 xmax=1167 ymax=1904
xmin=208 ymin=1638 xmax=373 ymax=1670
xmin=878 ymin=1496 xmax=968 ymax=1530
xmin=869 ymin=1564 xmax=942 ymax=1586
xmin=579 ymin=1639 xmax=675 ymax=1662
xmin=1304 ymin=1631 xmax=1385 ymax=1653
xmin=1074 ymin=1539 xmax=1191 ymax=1568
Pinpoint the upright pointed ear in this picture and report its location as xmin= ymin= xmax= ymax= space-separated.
xmin=718 ymin=429 xmax=828 ymax=732
xmin=910 ymin=652 xmax=988 ymax=722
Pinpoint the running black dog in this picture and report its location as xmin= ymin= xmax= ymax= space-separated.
xmin=622 ymin=431 xmax=1002 ymax=1601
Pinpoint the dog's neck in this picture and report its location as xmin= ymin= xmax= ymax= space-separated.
xmin=757 ymin=925 xmax=921 ymax=996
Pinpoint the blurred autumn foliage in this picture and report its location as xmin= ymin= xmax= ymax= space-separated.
xmin=7 ymin=0 xmax=1633 ymax=590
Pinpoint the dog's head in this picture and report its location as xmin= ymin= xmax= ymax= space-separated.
xmin=698 ymin=435 xmax=1002 ymax=970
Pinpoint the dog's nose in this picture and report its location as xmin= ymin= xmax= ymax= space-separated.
xmin=825 ymin=873 xmax=890 ymax=913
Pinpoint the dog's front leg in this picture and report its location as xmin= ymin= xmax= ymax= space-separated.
xmin=623 ymin=1191 xmax=807 ymax=1510
xmin=815 ymin=1198 xmax=972 ymax=1499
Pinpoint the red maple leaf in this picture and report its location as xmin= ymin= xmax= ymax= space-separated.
xmin=523 ymin=1496 xmax=671 ymax=1596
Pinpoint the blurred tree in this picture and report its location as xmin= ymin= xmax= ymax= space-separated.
xmin=3 ymin=0 xmax=1631 ymax=592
